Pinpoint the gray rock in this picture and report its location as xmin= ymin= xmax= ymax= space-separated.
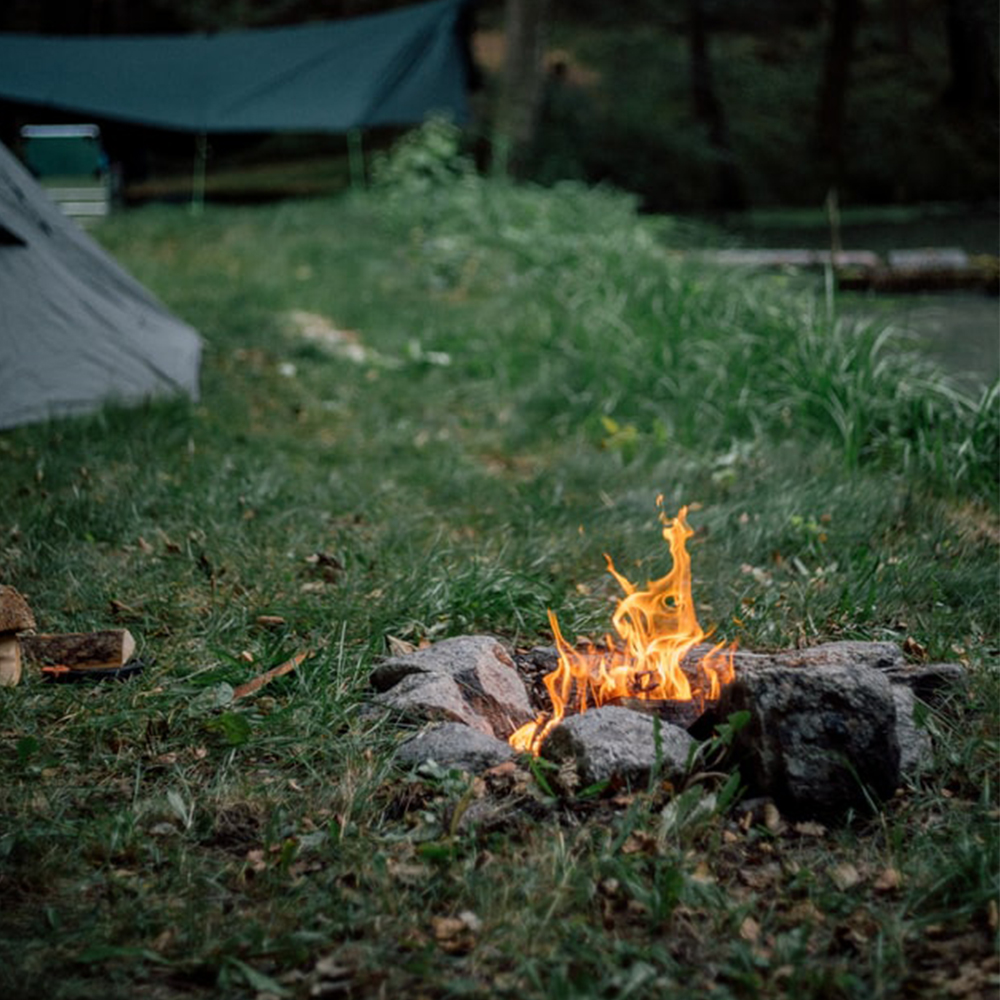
xmin=370 ymin=635 xmax=534 ymax=739
xmin=727 ymin=640 xmax=905 ymax=674
xmin=883 ymin=662 xmax=967 ymax=704
xmin=395 ymin=722 xmax=515 ymax=773
xmin=374 ymin=672 xmax=494 ymax=735
xmin=719 ymin=662 xmax=901 ymax=821
xmin=892 ymin=685 xmax=933 ymax=778
xmin=541 ymin=705 xmax=694 ymax=788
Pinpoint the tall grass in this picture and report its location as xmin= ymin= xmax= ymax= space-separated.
xmin=374 ymin=121 xmax=999 ymax=501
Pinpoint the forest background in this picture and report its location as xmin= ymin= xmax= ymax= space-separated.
xmin=0 ymin=0 xmax=997 ymax=218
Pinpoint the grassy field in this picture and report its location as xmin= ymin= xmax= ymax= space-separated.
xmin=1 ymin=132 xmax=997 ymax=998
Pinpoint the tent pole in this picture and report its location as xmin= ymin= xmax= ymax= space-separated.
xmin=191 ymin=132 xmax=208 ymax=215
xmin=347 ymin=128 xmax=365 ymax=189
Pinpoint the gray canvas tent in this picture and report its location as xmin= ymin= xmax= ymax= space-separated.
xmin=0 ymin=0 xmax=470 ymax=133
xmin=0 ymin=139 xmax=201 ymax=429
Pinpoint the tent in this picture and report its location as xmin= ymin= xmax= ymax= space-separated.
xmin=0 ymin=139 xmax=201 ymax=429
xmin=0 ymin=0 xmax=470 ymax=133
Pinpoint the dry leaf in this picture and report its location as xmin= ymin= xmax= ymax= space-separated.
xmin=386 ymin=859 xmax=428 ymax=885
xmin=245 ymin=849 xmax=267 ymax=873
xmin=829 ymin=862 xmax=862 ymax=890
xmin=873 ymin=866 xmax=902 ymax=892
xmin=431 ymin=912 xmax=479 ymax=954
xmin=738 ymin=862 xmax=782 ymax=891
xmin=255 ymin=615 xmax=286 ymax=629
xmin=763 ymin=801 xmax=784 ymax=833
xmin=386 ymin=635 xmax=416 ymax=656
xmin=691 ymin=860 xmax=715 ymax=884
xmin=740 ymin=916 xmax=761 ymax=943
xmin=792 ymin=820 xmax=827 ymax=838
xmin=621 ymin=830 xmax=658 ymax=856
xmin=788 ymin=900 xmax=825 ymax=924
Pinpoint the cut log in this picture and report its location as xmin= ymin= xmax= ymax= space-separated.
xmin=22 ymin=629 xmax=136 ymax=671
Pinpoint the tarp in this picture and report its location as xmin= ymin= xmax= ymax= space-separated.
xmin=0 ymin=139 xmax=201 ymax=429
xmin=0 ymin=0 xmax=469 ymax=133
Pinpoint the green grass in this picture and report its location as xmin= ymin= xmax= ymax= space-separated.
xmin=1 ymin=148 xmax=997 ymax=998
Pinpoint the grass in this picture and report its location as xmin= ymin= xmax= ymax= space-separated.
xmin=1 ymin=136 xmax=997 ymax=998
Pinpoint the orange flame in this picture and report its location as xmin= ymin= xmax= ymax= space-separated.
xmin=510 ymin=501 xmax=734 ymax=754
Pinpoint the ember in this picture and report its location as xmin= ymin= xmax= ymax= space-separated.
xmin=510 ymin=500 xmax=735 ymax=754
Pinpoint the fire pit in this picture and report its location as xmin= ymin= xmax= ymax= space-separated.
xmin=370 ymin=504 xmax=965 ymax=821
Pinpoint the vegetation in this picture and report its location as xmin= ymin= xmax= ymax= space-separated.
xmin=1 ymin=131 xmax=997 ymax=997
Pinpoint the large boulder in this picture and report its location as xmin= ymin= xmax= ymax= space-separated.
xmin=719 ymin=662 xmax=901 ymax=820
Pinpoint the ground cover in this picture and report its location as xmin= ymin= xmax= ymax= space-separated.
xmin=0 ymin=137 xmax=997 ymax=998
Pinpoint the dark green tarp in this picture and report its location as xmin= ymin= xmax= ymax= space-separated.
xmin=0 ymin=0 xmax=469 ymax=133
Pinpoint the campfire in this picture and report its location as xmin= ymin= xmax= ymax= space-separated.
xmin=509 ymin=500 xmax=735 ymax=754
xmin=370 ymin=502 xmax=961 ymax=821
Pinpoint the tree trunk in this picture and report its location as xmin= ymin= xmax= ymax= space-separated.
xmin=493 ymin=0 xmax=551 ymax=178
xmin=688 ymin=0 xmax=746 ymax=210
xmin=815 ymin=0 xmax=864 ymax=185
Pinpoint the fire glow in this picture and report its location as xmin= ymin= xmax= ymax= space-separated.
xmin=509 ymin=501 xmax=735 ymax=754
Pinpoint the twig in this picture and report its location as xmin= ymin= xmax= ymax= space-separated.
xmin=231 ymin=650 xmax=310 ymax=702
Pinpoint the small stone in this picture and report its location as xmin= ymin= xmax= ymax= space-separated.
xmin=371 ymin=635 xmax=534 ymax=739
xmin=375 ymin=673 xmax=494 ymax=735
xmin=395 ymin=722 xmax=514 ymax=773
xmin=541 ymin=705 xmax=693 ymax=788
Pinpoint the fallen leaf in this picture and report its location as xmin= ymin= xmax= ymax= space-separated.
xmin=788 ymin=900 xmax=825 ymax=924
xmin=873 ymin=866 xmax=902 ymax=892
xmin=829 ymin=862 xmax=862 ymax=890
xmin=621 ymin=830 xmax=658 ymax=856
xmin=691 ymin=860 xmax=715 ymax=884
xmin=740 ymin=915 xmax=761 ymax=943
xmin=738 ymin=862 xmax=782 ymax=891
xmin=245 ymin=849 xmax=267 ymax=873
xmin=792 ymin=820 xmax=827 ymax=838
xmin=763 ymin=801 xmax=784 ymax=833
xmin=386 ymin=635 xmax=416 ymax=656
xmin=431 ymin=913 xmax=479 ymax=954
xmin=255 ymin=615 xmax=286 ymax=629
